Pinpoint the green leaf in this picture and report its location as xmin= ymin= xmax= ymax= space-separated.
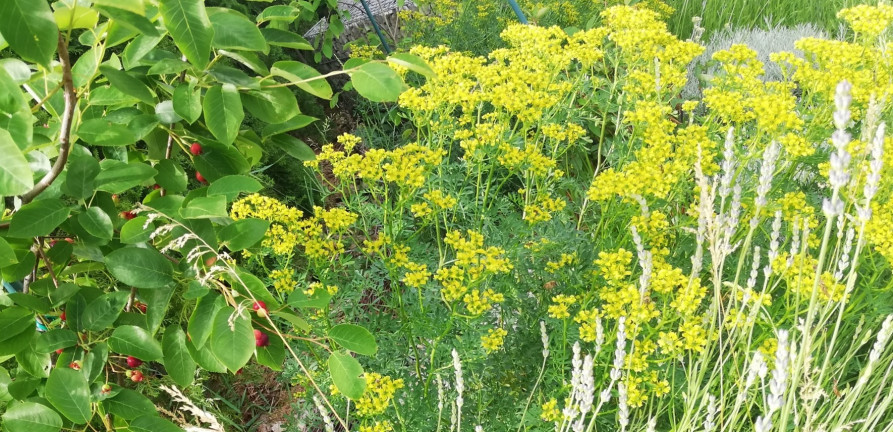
xmin=219 ymin=50 xmax=269 ymax=75
xmin=328 ymin=324 xmax=378 ymax=356
xmin=0 ymin=307 xmax=34 ymax=345
xmin=122 ymin=33 xmax=165 ymax=69
xmin=260 ymin=28 xmax=312 ymax=50
xmin=33 ymin=329 xmax=78 ymax=354
xmin=179 ymin=195 xmax=228 ymax=219
xmin=148 ymin=58 xmax=190 ymax=76
xmin=76 ymin=118 xmax=138 ymax=146
xmin=0 ymin=129 xmax=33 ymax=196
xmin=219 ymin=219 xmax=269 ymax=251
xmin=155 ymin=100 xmax=183 ymax=124
xmin=256 ymin=5 xmax=298 ymax=23
xmin=7 ymin=293 xmax=50 ymax=313
xmin=130 ymin=415 xmax=184 ymax=432
xmin=387 ymin=53 xmax=436 ymax=78
xmin=120 ymin=216 xmax=154 ymax=244
xmin=93 ymin=0 xmax=159 ymax=37
xmin=188 ymin=293 xmax=223 ymax=349
xmin=1 ymin=402 xmax=63 ymax=432
xmin=0 ymin=0 xmax=57 ymax=67
xmin=241 ymin=87 xmax=299 ymax=124
xmin=273 ymin=310 xmax=310 ymax=332
xmin=255 ymin=331 xmax=285 ymax=370
xmin=203 ymin=84 xmax=244 ymax=145
xmin=0 ymin=58 xmax=31 ymax=83
xmin=209 ymin=307 xmax=254 ymax=372
xmin=62 ymin=146 xmax=100 ymax=199
xmin=143 ymin=284 xmax=175 ymax=335
xmin=105 ymin=246 xmax=174 ymax=289
xmin=173 ymin=84 xmax=201 ymax=124
xmin=267 ymin=134 xmax=316 ymax=161
xmin=163 ymin=327 xmax=196 ymax=387
xmin=0 ymin=237 xmax=17 ymax=267
xmin=207 ymin=175 xmax=262 ymax=201
xmin=99 ymin=65 xmax=157 ymax=105
xmin=15 ymin=345 xmax=51 ymax=378
xmin=46 ymin=368 xmax=91 ymax=424
xmin=108 ymin=325 xmax=163 ymax=361
xmin=82 ymin=342 xmax=108 ymax=384
xmin=78 ymin=207 xmax=114 ymax=240
xmin=94 ymin=160 xmax=158 ymax=193
xmin=288 ymin=288 xmax=331 ymax=309
xmin=228 ymin=269 xmax=279 ymax=308
xmin=154 ymin=159 xmax=188 ymax=193
xmin=54 ymin=5 xmax=100 ymax=30
xmin=207 ymin=8 xmax=267 ymax=52
xmin=261 ymin=115 xmax=317 ymax=139
xmin=159 ymin=0 xmax=213 ymax=69
xmin=8 ymin=199 xmax=70 ymax=238
xmin=328 ymin=351 xmax=366 ymax=400
xmin=271 ymin=61 xmax=332 ymax=99
xmin=193 ymin=141 xmax=250 ymax=181
xmin=82 ymin=291 xmax=129 ymax=331
xmin=104 ymin=389 xmax=156 ymax=420
xmin=351 ymin=62 xmax=406 ymax=102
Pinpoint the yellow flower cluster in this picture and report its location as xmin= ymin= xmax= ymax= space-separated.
xmin=541 ymin=398 xmax=560 ymax=422
xmin=355 ymin=373 xmax=404 ymax=417
xmin=546 ymin=252 xmax=578 ymax=273
xmin=434 ymin=230 xmax=512 ymax=315
xmin=837 ymin=4 xmax=893 ymax=40
xmin=773 ymin=253 xmax=847 ymax=302
xmin=303 ymin=282 xmax=338 ymax=296
xmin=547 ymin=294 xmax=577 ymax=319
xmin=523 ymin=194 xmax=567 ymax=224
xmin=481 ymin=327 xmax=508 ymax=353
xmin=359 ymin=421 xmax=393 ymax=432
xmin=413 ymin=189 xmax=458 ymax=218
xmin=867 ymin=200 xmax=893 ymax=262
xmin=269 ymin=269 xmax=295 ymax=294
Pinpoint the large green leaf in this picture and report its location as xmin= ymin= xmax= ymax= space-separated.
xmin=188 ymin=293 xmax=223 ymax=349
xmin=159 ymin=0 xmax=212 ymax=69
xmin=62 ymin=146 xmax=100 ymax=199
xmin=209 ymin=306 xmax=254 ymax=372
xmin=207 ymin=8 xmax=266 ymax=52
xmin=271 ymin=61 xmax=332 ymax=99
xmin=105 ymin=246 xmax=174 ymax=289
xmin=8 ymin=199 xmax=70 ymax=238
xmin=15 ymin=346 xmax=51 ymax=378
xmin=387 ymin=53 xmax=436 ymax=78
xmin=267 ymin=134 xmax=315 ymax=161
xmin=53 ymin=5 xmax=100 ymax=30
xmin=130 ymin=415 xmax=183 ymax=432
xmin=260 ymin=28 xmax=312 ymax=50
xmin=328 ymin=324 xmax=378 ymax=356
xmin=120 ymin=216 xmax=154 ymax=244
xmin=82 ymin=342 xmax=108 ymax=384
xmin=45 ymin=368 xmax=91 ymax=424
xmin=219 ymin=219 xmax=269 ymax=251
xmin=1 ymin=402 xmax=63 ymax=432
xmin=162 ymin=327 xmax=196 ymax=387
xmin=33 ymin=329 xmax=78 ymax=354
xmin=143 ymin=284 xmax=175 ymax=335
xmin=207 ymin=175 xmax=262 ymax=201
xmin=104 ymin=388 xmax=156 ymax=420
xmin=76 ymin=118 xmax=138 ymax=146
xmin=173 ymin=83 xmax=201 ymax=124
xmin=256 ymin=5 xmax=298 ymax=23
xmin=0 ymin=307 xmax=34 ymax=345
xmin=261 ymin=115 xmax=317 ymax=139
xmin=99 ymin=65 xmax=157 ymax=105
xmin=94 ymin=160 xmax=158 ymax=193
xmin=82 ymin=291 xmax=129 ymax=331
xmin=241 ymin=87 xmax=299 ymax=124
xmin=203 ymin=84 xmax=244 ymax=145
xmin=351 ymin=62 xmax=406 ymax=102
xmin=93 ymin=0 xmax=159 ymax=37
xmin=0 ymin=129 xmax=32 ymax=195
xmin=179 ymin=195 xmax=227 ymax=219
xmin=154 ymin=159 xmax=187 ymax=193
xmin=328 ymin=351 xmax=366 ymax=400
xmin=0 ymin=237 xmax=17 ymax=267
xmin=193 ymin=141 xmax=250 ymax=181
xmin=255 ymin=330 xmax=285 ymax=371
xmin=108 ymin=325 xmax=163 ymax=362
xmin=0 ymin=0 xmax=57 ymax=67
xmin=78 ymin=207 xmax=114 ymax=240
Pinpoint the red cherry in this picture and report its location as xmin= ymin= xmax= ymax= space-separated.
xmin=254 ymin=329 xmax=269 ymax=347
xmin=126 ymin=356 xmax=143 ymax=368
xmin=121 ymin=211 xmax=137 ymax=220
xmin=195 ymin=172 xmax=207 ymax=183
xmin=60 ymin=311 xmax=66 ymax=321
xmin=190 ymin=143 xmax=203 ymax=155
xmin=130 ymin=370 xmax=144 ymax=382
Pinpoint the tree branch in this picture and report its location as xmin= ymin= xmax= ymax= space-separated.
xmin=20 ymin=33 xmax=77 ymax=204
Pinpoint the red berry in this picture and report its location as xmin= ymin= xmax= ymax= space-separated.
xmin=64 ymin=238 xmax=74 ymax=244
xmin=252 ymin=301 xmax=268 ymax=317
xmin=134 ymin=301 xmax=147 ymax=313
xmin=130 ymin=370 xmax=144 ymax=382
xmin=126 ymin=356 xmax=143 ymax=368
xmin=254 ymin=329 xmax=269 ymax=347
xmin=69 ymin=361 xmax=81 ymax=370
xmin=101 ymin=384 xmax=112 ymax=393
xmin=60 ymin=311 xmax=66 ymax=321
xmin=153 ymin=184 xmax=161 ymax=190
xmin=121 ymin=211 xmax=136 ymax=220
xmin=56 ymin=348 xmax=64 ymax=354
xmin=50 ymin=240 xmax=57 ymax=247
xmin=195 ymin=171 xmax=207 ymax=183
xmin=190 ymin=143 xmax=203 ymax=155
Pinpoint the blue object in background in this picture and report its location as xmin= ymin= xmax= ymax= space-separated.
xmin=2 ymin=278 xmax=48 ymax=332
xmin=505 ymin=0 xmax=529 ymax=24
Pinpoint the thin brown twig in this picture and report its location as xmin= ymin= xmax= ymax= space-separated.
xmin=20 ymin=33 xmax=77 ymax=204
xmin=34 ymin=238 xmax=59 ymax=289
